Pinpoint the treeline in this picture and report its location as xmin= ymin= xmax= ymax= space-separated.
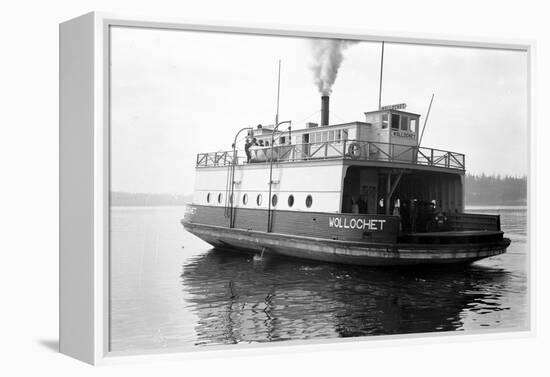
xmin=465 ymin=174 xmax=527 ymax=206
xmin=111 ymin=174 xmax=527 ymax=207
xmin=111 ymin=192 xmax=192 ymax=206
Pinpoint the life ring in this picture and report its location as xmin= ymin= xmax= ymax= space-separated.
xmin=348 ymin=142 xmax=361 ymax=159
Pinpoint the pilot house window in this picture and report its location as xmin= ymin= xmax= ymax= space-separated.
xmin=391 ymin=114 xmax=400 ymax=130
xmin=410 ymin=118 xmax=417 ymax=133
xmin=382 ymin=113 xmax=389 ymax=129
xmin=401 ymin=116 xmax=409 ymax=131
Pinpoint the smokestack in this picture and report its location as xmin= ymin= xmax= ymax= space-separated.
xmin=321 ymin=95 xmax=329 ymax=126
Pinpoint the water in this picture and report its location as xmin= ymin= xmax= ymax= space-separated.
xmin=109 ymin=206 xmax=528 ymax=352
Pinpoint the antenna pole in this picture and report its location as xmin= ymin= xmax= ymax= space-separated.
xmin=268 ymin=60 xmax=282 ymax=233
xmin=378 ymin=42 xmax=384 ymax=110
xmin=275 ymin=59 xmax=281 ymax=126
xmin=419 ymin=93 xmax=435 ymax=147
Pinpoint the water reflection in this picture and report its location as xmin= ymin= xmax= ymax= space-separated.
xmin=181 ymin=248 xmax=514 ymax=346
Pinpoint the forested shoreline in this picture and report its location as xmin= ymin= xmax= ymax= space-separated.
xmin=465 ymin=174 xmax=527 ymax=206
xmin=110 ymin=174 xmax=527 ymax=207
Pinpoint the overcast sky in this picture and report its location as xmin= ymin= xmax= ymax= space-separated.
xmin=110 ymin=27 xmax=528 ymax=195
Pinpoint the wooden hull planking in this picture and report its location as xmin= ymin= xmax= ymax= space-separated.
xmin=182 ymin=221 xmax=510 ymax=266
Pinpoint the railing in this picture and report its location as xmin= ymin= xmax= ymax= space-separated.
xmin=446 ymin=213 xmax=501 ymax=231
xmin=195 ymin=140 xmax=465 ymax=170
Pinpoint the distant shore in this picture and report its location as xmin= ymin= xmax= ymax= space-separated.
xmin=110 ymin=192 xmax=192 ymax=207
xmin=111 ymin=174 xmax=526 ymax=207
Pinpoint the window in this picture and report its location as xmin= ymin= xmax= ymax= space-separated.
xmin=342 ymin=129 xmax=348 ymax=140
xmin=271 ymin=194 xmax=278 ymax=207
xmin=280 ymin=136 xmax=286 ymax=144
xmin=242 ymin=193 xmax=248 ymax=205
xmin=329 ymin=130 xmax=334 ymax=142
xmin=306 ymin=195 xmax=313 ymax=208
xmin=335 ymin=130 xmax=341 ymax=142
xmin=218 ymin=193 xmax=223 ymax=204
xmin=401 ymin=116 xmax=409 ymax=131
xmin=410 ymin=118 xmax=417 ymax=133
xmin=256 ymin=194 xmax=263 ymax=206
xmin=288 ymin=194 xmax=294 ymax=207
xmin=206 ymin=193 xmax=211 ymax=203
xmin=382 ymin=113 xmax=389 ymax=129
xmin=265 ymin=140 xmax=270 ymax=146
xmin=322 ymin=131 xmax=328 ymax=142
xmin=391 ymin=114 xmax=400 ymax=130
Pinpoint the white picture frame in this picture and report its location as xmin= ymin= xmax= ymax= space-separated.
xmin=59 ymin=11 xmax=534 ymax=365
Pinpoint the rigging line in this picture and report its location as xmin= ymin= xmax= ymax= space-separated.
xmin=294 ymin=109 xmax=321 ymax=125
xmin=378 ymin=41 xmax=385 ymax=110
xmin=275 ymin=59 xmax=281 ymax=126
xmin=330 ymin=111 xmax=347 ymax=122
xmin=419 ymin=93 xmax=435 ymax=147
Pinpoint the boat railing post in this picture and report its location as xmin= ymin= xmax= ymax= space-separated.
xmin=227 ymin=127 xmax=253 ymax=227
xmin=267 ymin=120 xmax=291 ymax=233
xmin=343 ymin=139 xmax=347 ymax=158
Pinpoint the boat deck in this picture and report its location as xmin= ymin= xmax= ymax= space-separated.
xmin=196 ymin=139 xmax=465 ymax=171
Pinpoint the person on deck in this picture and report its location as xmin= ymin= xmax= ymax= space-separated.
xmin=359 ymin=186 xmax=369 ymax=214
xmin=400 ymin=201 xmax=410 ymax=232
xmin=244 ymin=138 xmax=252 ymax=163
xmin=410 ymin=200 xmax=418 ymax=233
xmin=351 ymin=197 xmax=360 ymax=214
xmin=342 ymin=195 xmax=353 ymax=213
xmin=392 ymin=204 xmax=402 ymax=231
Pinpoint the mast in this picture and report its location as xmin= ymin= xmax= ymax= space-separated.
xmin=275 ymin=60 xmax=281 ymax=126
xmin=378 ymin=41 xmax=385 ymax=110
xmin=419 ymin=93 xmax=435 ymax=147
xmin=267 ymin=60 xmax=282 ymax=232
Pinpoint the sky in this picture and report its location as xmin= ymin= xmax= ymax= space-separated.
xmin=110 ymin=26 xmax=528 ymax=195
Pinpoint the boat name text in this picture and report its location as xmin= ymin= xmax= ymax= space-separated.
xmin=328 ymin=217 xmax=386 ymax=231
xmin=392 ymin=130 xmax=415 ymax=138
xmin=380 ymin=103 xmax=407 ymax=111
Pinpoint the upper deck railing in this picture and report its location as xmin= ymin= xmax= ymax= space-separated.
xmin=196 ymin=140 xmax=465 ymax=171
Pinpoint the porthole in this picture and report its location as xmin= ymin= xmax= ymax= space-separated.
xmin=305 ymin=195 xmax=313 ymax=208
xmin=257 ymin=194 xmax=263 ymax=206
xmin=288 ymin=194 xmax=294 ymax=207
xmin=206 ymin=193 xmax=211 ymax=203
xmin=271 ymin=194 xmax=278 ymax=207
xmin=218 ymin=193 xmax=223 ymax=204
xmin=242 ymin=193 xmax=248 ymax=205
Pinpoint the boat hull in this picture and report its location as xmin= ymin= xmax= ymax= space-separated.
xmin=182 ymin=221 xmax=510 ymax=266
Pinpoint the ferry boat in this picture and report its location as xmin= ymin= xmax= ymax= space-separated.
xmin=181 ymin=96 xmax=511 ymax=266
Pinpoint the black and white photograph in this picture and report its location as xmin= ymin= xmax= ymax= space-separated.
xmin=7 ymin=0 xmax=550 ymax=374
xmin=108 ymin=26 xmax=529 ymax=353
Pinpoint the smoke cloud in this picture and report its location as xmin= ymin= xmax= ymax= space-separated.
xmin=310 ymin=39 xmax=357 ymax=95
